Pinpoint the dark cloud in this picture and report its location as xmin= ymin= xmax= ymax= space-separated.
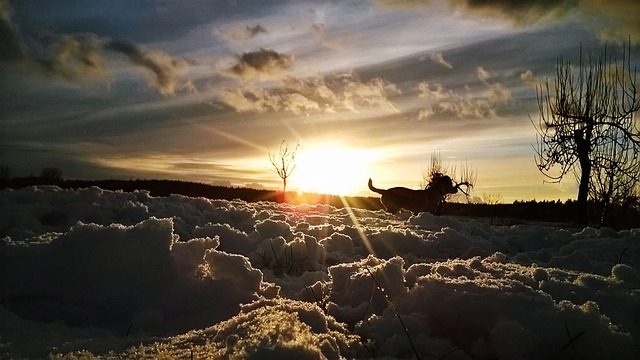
xmin=377 ymin=0 xmax=639 ymax=42
xmin=48 ymin=34 xmax=106 ymax=81
xmin=580 ymin=0 xmax=640 ymax=42
xmin=451 ymin=0 xmax=639 ymax=41
xmin=229 ymin=48 xmax=294 ymax=80
xmin=247 ymin=25 xmax=268 ymax=38
xmin=106 ymin=40 xmax=185 ymax=96
xmin=0 ymin=0 xmax=27 ymax=62
xmin=450 ymin=0 xmax=577 ymax=25
xmin=0 ymin=1 xmax=185 ymax=95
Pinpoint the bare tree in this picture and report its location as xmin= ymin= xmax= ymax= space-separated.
xmin=534 ymin=40 xmax=640 ymax=223
xmin=482 ymin=192 xmax=504 ymax=205
xmin=589 ymin=125 xmax=640 ymax=224
xmin=268 ymin=140 xmax=300 ymax=193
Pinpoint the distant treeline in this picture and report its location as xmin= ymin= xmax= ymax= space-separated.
xmin=444 ymin=200 xmax=639 ymax=229
xmin=1 ymin=177 xmax=638 ymax=229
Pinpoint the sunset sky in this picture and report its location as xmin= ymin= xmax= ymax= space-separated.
xmin=1 ymin=0 xmax=639 ymax=201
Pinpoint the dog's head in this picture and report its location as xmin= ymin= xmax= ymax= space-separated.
xmin=428 ymin=174 xmax=458 ymax=196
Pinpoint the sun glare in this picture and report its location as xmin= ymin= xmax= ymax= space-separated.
xmin=293 ymin=144 xmax=374 ymax=196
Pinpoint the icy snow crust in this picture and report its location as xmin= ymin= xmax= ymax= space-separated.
xmin=1 ymin=186 xmax=639 ymax=359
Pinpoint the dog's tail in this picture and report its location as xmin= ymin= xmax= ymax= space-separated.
xmin=368 ymin=178 xmax=385 ymax=194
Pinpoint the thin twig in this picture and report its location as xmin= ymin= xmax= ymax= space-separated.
xmin=268 ymin=240 xmax=281 ymax=269
xmin=366 ymin=267 xmax=421 ymax=360
xmin=305 ymin=285 xmax=321 ymax=303
xmin=437 ymin=346 xmax=459 ymax=360
xmin=617 ymin=247 xmax=628 ymax=264
xmin=359 ymin=278 xmax=378 ymax=324
xmin=122 ymin=323 xmax=132 ymax=338
xmin=556 ymin=324 xmax=585 ymax=356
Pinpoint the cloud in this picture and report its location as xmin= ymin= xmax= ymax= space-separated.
xmin=311 ymin=23 xmax=325 ymax=38
xmin=579 ymin=0 xmax=640 ymax=42
xmin=374 ymin=0 xmax=431 ymax=9
xmin=283 ymin=93 xmax=322 ymax=114
xmin=374 ymin=0 xmax=573 ymax=23
xmin=5 ymin=32 xmax=111 ymax=85
xmin=417 ymin=79 xmax=511 ymax=119
xmin=44 ymin=36 xmax=186 ymax=95
xmin=428 ymin=52 xmax=453 ymax=69
xmin=215 ymin=24 xmax=269 ymax=42
xmin=218 ymin=88 xmax=284 ymax=113
xmin=47 ymin=34 xmax=108 ymax=82
xmin=519 ymin=69 xmax=544 ymax=87
xmin=219 ymin=73 xmax=401 ymax=115
xmin=486 ymin=83 xmax=512 ymax=103
xmin=0 ymin=0 xmax=185 ymax=95
xmin=476 ymin=66 xmax=491 ymax=82
xmin=245 ymin=25 xmax=268 ymax=38
xmin=340 ymin=75 xmax=402 ymax=112
xmin=449 ymin=0 xmax=575 ymax=25
xmin=229 ymin=48 xmax=294 ymax=81
xmin=520 ymin=69 xmax=535 ymax=83
xmin=375 ymin=1 xmax=640 ymax=42
xmin=106 ymin=40 xmax=186 ymax=96
xmin=449 ymin=0 xmax=640 ymax=42
xmin=0 ymin=0 xmax=27 ymax=63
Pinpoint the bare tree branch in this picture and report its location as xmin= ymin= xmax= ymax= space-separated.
xmin=268 ymin=140 xmax=300 ymax=193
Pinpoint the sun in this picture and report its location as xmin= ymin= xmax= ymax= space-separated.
xmin=293 ymin=144 xmax=374 ymax=196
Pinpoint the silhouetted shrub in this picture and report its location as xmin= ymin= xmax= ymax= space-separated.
xmin=40 ymin=167 xmax=63 ymax=180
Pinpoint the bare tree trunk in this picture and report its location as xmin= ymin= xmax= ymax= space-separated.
xmin=575 ymin=126 xmax=592 ymax=224
xmin=577 ymin=156 xmax=591 ymax=223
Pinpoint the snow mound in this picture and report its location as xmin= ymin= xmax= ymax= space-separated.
xmin=1 ymin=186 xmax=639 ymax=359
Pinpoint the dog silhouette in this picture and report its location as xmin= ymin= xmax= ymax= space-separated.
xmin=368 ymin=174 xmax=459 ymax=214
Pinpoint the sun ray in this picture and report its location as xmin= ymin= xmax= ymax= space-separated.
xmin=339 ymin=195 xmax=376 ymax=256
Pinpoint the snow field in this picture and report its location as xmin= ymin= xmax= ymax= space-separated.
xmin=1 ymin=186 xmax=639 ymax=359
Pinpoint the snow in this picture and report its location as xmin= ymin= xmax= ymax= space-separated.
xmin=1 ymin=185 xmax=639 ymax=359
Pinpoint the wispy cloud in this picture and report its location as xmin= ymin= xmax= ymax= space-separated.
xmin=423 ymin=52 xmax=453 ymax=69
xmin=215 ymin=24 xmax=269 ymax=42
xmin=486 ymin=83 xmax=512 ymax=103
